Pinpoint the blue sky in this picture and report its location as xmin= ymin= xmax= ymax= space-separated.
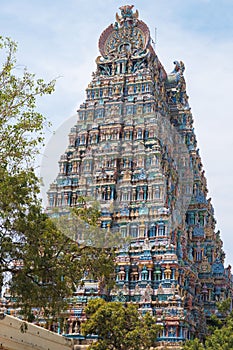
xmin=1 ymin=0 xmax=233 ymax=264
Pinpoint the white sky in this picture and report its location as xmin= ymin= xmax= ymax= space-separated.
xmin=1 ymin=0 xmax=233 ymax=264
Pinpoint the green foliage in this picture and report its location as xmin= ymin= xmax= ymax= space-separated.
xmin=183 ymin=338 xmax=205 ymax=350
xmin=183 ymin=299 xmax=233 ymax=349
xmin=9 ymin=205 xmax=82 ymax=317
xmin=51 ymin=198 xmax=117 ymax=293
xmin=73 ymin=196 xmax=101 ymax=227
xmin=216 ymin=297 xmax=231 ymax=317
xmin=82 ymin=299 xmax=161 ymax=350
xmin=53 ymin=196 xmax=127 ymax=250
xmin=0 ymin=36 xmax=55 ymax=171
xmin=205 ymin=319 xmax=233 ymax=350
xmin=0 ymin=35 xmax=55 ymax=297
xmin=7 ymin=198 xmax=116 ymax=320
xmin=207 ymin=314 xmax=223 ymax=334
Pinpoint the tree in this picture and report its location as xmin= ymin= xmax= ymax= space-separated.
xmin=8 ymin=205 xmax=83 ymax=318
xmin=183 ymin=338 xmax=205 ymax=350
xmin=183 ymin=299 xmax=233 ymax=349
xmin=205 ymin=318 xmax=233 ymax=349
xmin=82 ymin=298 xmax=161 ymax=350
xmin=50 ymin=198 xmax=118 ymax=294
xmin=0 ymin=36 xmax=55 ymax=170
xmin=0 ymin=35 xmax=55 ymax=295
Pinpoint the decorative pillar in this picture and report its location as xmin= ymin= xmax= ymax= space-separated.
xmin=125 ymin=266 xmax=129 ymax=282
xmin=68 ymin=321 xmax=73 ymax=334
xmin=180 ymin=325 xmax=183 ymax=338
xmin=161 ymin=268 xmax=165 ymax=280
xmin=148 ymin=268 xmax=152 ymax=281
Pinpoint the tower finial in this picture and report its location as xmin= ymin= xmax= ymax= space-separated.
xmin=116 ymin=5 xmax=139 ymax=23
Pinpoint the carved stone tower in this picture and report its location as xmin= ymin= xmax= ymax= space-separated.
xmin=47 ymin=5 xmax=232 ymax=346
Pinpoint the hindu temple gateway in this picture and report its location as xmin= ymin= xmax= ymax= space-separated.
xmin=46 ymin=5 xmax=233 ymax=346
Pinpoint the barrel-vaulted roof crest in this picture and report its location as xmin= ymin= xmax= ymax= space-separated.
xmin=98 ymin=5 xmax=150 ymax=61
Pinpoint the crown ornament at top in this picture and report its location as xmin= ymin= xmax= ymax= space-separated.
xmin=98 ymin=5 xmax=151 ymax=67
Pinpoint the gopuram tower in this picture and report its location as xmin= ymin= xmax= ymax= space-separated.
xmin=47 ymin=5 xmax=233 ymax=345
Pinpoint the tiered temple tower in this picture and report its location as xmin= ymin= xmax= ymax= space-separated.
xmin=47 ymin=5 xmax=233 ymax=346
